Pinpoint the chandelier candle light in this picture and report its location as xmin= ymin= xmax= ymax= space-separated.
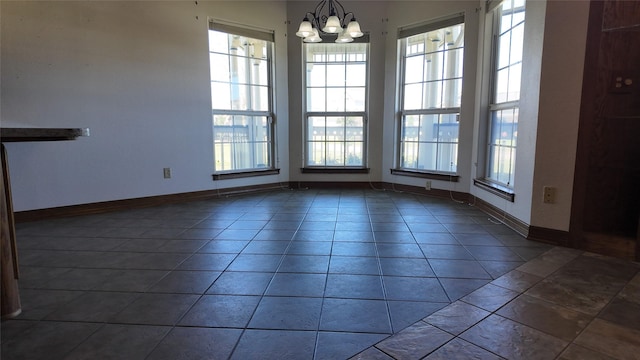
xmin=295 ymin=0 xmax=364 ymax=43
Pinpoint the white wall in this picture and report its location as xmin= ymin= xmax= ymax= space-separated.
xmin=1 ymin=1 xmax=290 ymax=211
xmin=529 ymin=0 xmax=589 ymax=230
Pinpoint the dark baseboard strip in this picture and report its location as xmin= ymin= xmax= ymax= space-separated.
xmin=528 ymin=226 xmax=570 ymax=246
xmin=472 ymin=196 xmax=529 ymax=237
xmin=15 ymin=182 xmax=289 ymax=223
xmin=379 ymin=182 xmax=471 ymax=202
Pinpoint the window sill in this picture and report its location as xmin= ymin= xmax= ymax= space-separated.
xmin=390 ymin=169 xmax=459 ymax=182
xmin=212 ymin=168 xmax=280 ymax=181
xmin=301 ymin=167 xmax=370 ymax=174
xmin=473 ymin=178 xmax=515 ymax=202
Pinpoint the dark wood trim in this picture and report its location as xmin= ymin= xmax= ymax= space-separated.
xmin=379 ymin=182 xmax=471 ymax=202
xmin=390 ymin=169 xmax=460 ymax=182
xmin=569 ymin=0 xmax=605 ymax=249
xmin=15 ymin=182 xmax=289 ymax=223
xmin=528 ymin=226 xmax=570 ymax=247
xmin=473 ymin=178 xmax=515 ymax=202
xmin=472 ymin=196 xmax=529 ymax=237
xmin=300 ymin=167 xmax=370 ymax=174
xmin=291 ymin=181 xmax=383 ymax=190
xmin=212 ymin=168 xmax=280 ymax=181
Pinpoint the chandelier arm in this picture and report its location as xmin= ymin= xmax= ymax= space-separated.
xmin=312 ymin=0 xmax=328 ymax=27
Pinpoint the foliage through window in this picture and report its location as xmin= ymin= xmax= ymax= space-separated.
xmin=304 ymin=40 xmax=369 ymax=168
xmin=397 ymin=17 xmax=464 ymax=173
xmin=209 ymin=22 xmax=275 ymax=173
xmin=486 ymin=0 xmax=525 ymax=188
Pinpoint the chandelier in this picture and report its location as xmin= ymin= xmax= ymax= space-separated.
xmin=295 ymin=0 xmax=364 ymax=43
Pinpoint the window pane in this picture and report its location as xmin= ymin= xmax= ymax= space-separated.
xmin=437 ymin=142 xmax=458 ymax=172
xmin=346 ymin=87 xmax=365 ymax=111
xmin=405 ymin=55 xmax=424 ymax=84
xmin=326 ymin=64 xmax=346 ymax=87
xmin=495 ymin=68 xmax=509 ymax=103
xmin=507 ymin=63 xmax=522 ymax=101
xmin=304 ymin=42 xmax=368 ymax=168
xmin=497 ymin=32 xmax=511 ymax=69
xmin=309 ymin=117 xmax=326 ymax=140
xmin=442 ymin=79 xmax=462 ymax=108
xmin=403 ymin=84 xmax=423 ymax=110
xmin=419 ymin=115 xmax=438 ymax=142
xmin=307 ymin=64 xmax=326 ymax=87
xmin=249 ymin=58 xmax=269 ymax=86
xmin=510 ymin=23 xmax=524 ymax=65
xmin=397 ymin=21 xmax=464 ymax=173
xmin=326 ymin=88 xmax=346 ymax=112
xmin=210 ymin=54 xmax=230 ymax=82
xmin=345 ymin=142 xmax=363 ymax=166
xmin=210 ymin=28 xmax=274 ymax=173
xmin=308 ymin=88 xmax=326 ymax=112
xmin=346 ymin=64 xmax=366 ymax=86
xmin=416 ymin=142 xmax=437 ymax=170
xmin=211 ymin=82 xmax=231 ymax=110
xmin=346 ymin=117 xmax=364 ymax=140
xmin=423 ymin=81 xmax=442 ymax=109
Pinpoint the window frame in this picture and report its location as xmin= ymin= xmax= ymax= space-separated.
xmin=208 ymin=21 xmax=278 ymax=178
xmin=302 ymin=36 xmax=370 ymax=172
xmin=479 ymin=0 xmax=525 ymax=196
xmin=394 ymin=14 xmax=465 ymax=179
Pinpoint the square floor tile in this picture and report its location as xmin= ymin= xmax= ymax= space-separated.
xmin=378 ymin=257 xmax=434 ymax=277
xmin=429 ymin=259 xmax=492 ymax=279
xmin=315 ymin=332 xmax=388 ymax=360
xmin=420 ymin=244 xmax=474 ymax=260
xmin=65 ymin=324 xmax=171 ymax=360
xmin=110 ymin=293 xmax=199 ymax=325
xmin=574 ymin=318 xmax=640 ymax=359
xmin=277 ymin=254 xmax=330 ymax=273
xmin=179 ymin=295 xmax=260 ymax=327
xmin=320 ymin=298 xmax=392 ymax=334
xmin=388 ymin=301 xmax=447 ymax=333
xmin=206 ymin=271 xmax=273 ymax=295
xmin=266 ymin=273 xmax=327 ymax=297
xmin=45 ymin=291 xmax=138 ymax=322
xmin=231 ymin=329 xmax=316 ymax=360
xmin=227 ymin=254 xmax=283 ymax=272
xmin=375 ymin=321 xmax=452 ymax=359
xmin=384 ymin=276 xmax=449 ymax=302
xmin=424 ymin=301 xmax=491 ymax=335
xmin=1 ymin=321 xmax=101 ymax=360
xmin=497 ymin=294 xmax=591 ymax=341
xmin=147 ymin=270 xmax=220 ymax=294
xmin=424 ymin=338 xmax=503 ymax=359
xmin=460 ymin=315 xmax=567 ymax=359
xmin=248 ymin=296 xmax=322 ymax=330
xmin=147 ymin=327 xmax=242 ymax=360
xmin=178 ymin=254 xmax=236 ymax=271
xmin=325 ymin=274 xmax=384 ymax=299
xmin=329 ymin=256 xmax=381 ymax=275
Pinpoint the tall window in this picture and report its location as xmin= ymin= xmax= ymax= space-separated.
xmin=486 ymin=0 xmax=525 ymax=187
xmin=303 ymin=40 xmax=369 ymax=168
xmin=209 ymin=22 xmax=275 ymax=173
xmin=397 ymin=16 xmax=464 ymax=173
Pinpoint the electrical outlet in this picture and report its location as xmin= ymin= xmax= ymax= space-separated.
xmin=425 ymin=180 xmax=431 ymax=191
xmin=163 ymin=168 xmax=171 ymax=179
xmin=543 ymin=186 xmax=555 ymax=204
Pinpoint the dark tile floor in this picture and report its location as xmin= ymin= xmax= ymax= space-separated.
xmin=1 ymin=189 xmax=638 ymax=359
